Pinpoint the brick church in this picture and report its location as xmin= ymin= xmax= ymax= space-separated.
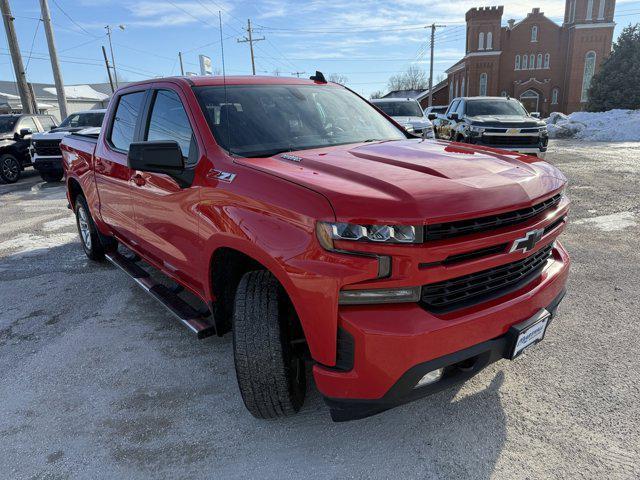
xmin=444 ymin=1 xmax=616 ymax=114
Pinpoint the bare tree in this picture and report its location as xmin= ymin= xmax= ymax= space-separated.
xmin=386 ymin=65 xmax=428 ymax=91
xmin=370 ymin=90 xmax=384 ymax=99
xmin=272 ymin=68 xmax=282 ymax=76
xmin=328 ymin=73 xmax=348 ymax=85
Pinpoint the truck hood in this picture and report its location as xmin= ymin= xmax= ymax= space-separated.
xmin=235 ymin=139 xmax=565 ymax=224
xmin=392 ymin=116 xmax=432 ymax=127
xmin=32 ymin=129 xmax=77 ymax=140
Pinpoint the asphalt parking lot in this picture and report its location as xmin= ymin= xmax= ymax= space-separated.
xmin=1 ymin=141 xmax=639 ymax=480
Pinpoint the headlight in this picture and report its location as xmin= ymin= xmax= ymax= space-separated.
xmin=469 ymin=125 xmax=485 ymax=133
xmin=316 ymin=222 xmax=423 ymax=249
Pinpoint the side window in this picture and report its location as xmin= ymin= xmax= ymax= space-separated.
xmin=456 ymin=100 xmax=465 ymax=116
xmin=109 ymin=91 xmax=146 ymax=152
xmin=146 ymin=89 xmax=197 ymax=166
xmin=17 ymin=117 xmax=38 ymax=133
xmin=447 ymin=100 xmax=459 ymax=115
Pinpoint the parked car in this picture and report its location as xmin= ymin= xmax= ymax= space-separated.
xmin=370 ymin=98 xmax=434 ymax=138
xmin=423 ymin=105 xmax=447 ymax=117
xmin=431 ymin=96 xmax=549 ymax=158
xmin=61 ymin=75 xmax=569 ymax=421
xmin=30 ymin=109 xmax=106 ymax=182
xmin=0 ymin=113 xmax=57 ymax=183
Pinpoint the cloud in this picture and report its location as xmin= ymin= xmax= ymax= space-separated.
xmin=125 ymin=1 xmax=234 ymax=28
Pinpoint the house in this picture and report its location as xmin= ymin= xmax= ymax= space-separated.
xmin=444 ymin=1 xmax=616 ymax=114
xmin=382 ymin=79 xmax=450 ymax=109
xmin=0 ymin=81 xmax=119 ymax=121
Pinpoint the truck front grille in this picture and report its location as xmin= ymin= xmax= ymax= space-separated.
xmin=34 ymin=139 xmax=62 ymax=157
xmin=421 ymin=243 xmax=554 ymax=313
xmin=425 ymin=193 xmax=562 ymax=241
xmin=482 ymin=135 xmax=540 ymax=146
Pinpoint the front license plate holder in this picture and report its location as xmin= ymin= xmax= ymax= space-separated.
xmin=507 ymin=309 xmax=551 ymax=359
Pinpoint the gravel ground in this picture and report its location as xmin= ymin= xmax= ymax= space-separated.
xmin=1 ymin=142 xmax=639 ymax=480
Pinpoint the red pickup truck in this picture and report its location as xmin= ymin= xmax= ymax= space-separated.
xmin=61 ymin=74 xmax=570 ymax=421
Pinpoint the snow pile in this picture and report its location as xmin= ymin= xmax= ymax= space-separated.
xmin=546 ymin=109 xmax=640 ymax=142
xmin=43 ymin=85 xmax=109 ymax=101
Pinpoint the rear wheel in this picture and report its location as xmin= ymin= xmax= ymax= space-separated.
xmin=0 ymin=154 xmax=21 ymax=183
xmin=74 ymin=195 xmax=116 ymax=261
xmin=41 ymin=172 xmax=63 ymax=182
xmin=232 ymin=270 xmax=306 ymax=418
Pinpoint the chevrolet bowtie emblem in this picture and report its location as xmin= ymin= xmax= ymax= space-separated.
xmin=510 ymin=229 xmax=544 ymax=254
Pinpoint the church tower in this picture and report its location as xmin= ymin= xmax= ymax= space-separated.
xmin=563 ymin=0 xmax=616 ymax=111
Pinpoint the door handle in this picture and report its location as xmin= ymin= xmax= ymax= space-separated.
xmin=132 ymin=173 xmax=146 ymax=186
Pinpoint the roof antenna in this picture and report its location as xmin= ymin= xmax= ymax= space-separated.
xmin=310 ymin=71 xmax=327 ymax=83
xmin=218 ymin=11 xmax=233 ymax=156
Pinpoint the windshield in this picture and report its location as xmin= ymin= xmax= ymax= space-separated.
xmin=373 ymin=101 xmax=423 ymax=117
xmin=0 ymin=116 xmax=18 ymax=134
xmin=59 ymin=112 xmax=105 ymax=128
xmin=194 ymin=85 xmax=406 ymax=157
xmin=466 ymin=100 xmax=528 ymax=117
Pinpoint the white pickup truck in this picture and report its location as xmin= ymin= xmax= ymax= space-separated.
xmin=30 ymin=109 xmax=106 ymax=182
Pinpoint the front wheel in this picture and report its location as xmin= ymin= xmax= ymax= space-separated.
xmin=232 ymin=270 xmax=306 ymax=418
xmin=0 ymin=154 xmax=21 ymax=183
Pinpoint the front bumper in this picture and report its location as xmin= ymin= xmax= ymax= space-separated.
xmin=314 ymin=242 xmax=569 ymax=421
xmin=32 ymin=155 xmax=63 ymax=173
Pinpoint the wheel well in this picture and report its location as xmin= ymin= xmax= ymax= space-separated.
xmin=67 ymin=178 xmax=83 ymax=208
xmin=210 ymin=248 xmax=266 ymax=334
xmin=209 ymin=247 xmax=306 ymax=349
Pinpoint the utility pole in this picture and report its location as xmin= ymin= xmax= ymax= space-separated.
xmin=178 ymin=51 xmax=184 ymax=75
xmin=428 ymin=23 xmax=447 ymax=107
xmin=105 ymin=25 xmax=124 ymax=87
xmin=291 ymin=71 xmax=306 ymax=78
xmin=39 ymin=0 xmax=68 ymax=119
xmin=101 ymin=45 xmax=114 ymax=93
xmin=1 ymin=0 xmax=37 ymax=113
xmin=237 ymin=19 xmax=264 ymax=75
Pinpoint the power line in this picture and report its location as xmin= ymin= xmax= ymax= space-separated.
xmin=24 ymin=18 xmax=42 ymax=72
xmin=50 ymin=0 xmax=97 ymax=37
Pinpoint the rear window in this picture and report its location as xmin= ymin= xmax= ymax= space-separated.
xmin=109 ymin=92 xmax=146 ymax=151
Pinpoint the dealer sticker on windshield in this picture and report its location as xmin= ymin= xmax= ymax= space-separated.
xmin=509 ymin=309 xmax=551 ymax=359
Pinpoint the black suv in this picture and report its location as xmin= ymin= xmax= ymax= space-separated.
xmin=430 ymin=97 xmax=549 ymax=158
xmin=0 ymin=114 xmax=57 ymax=183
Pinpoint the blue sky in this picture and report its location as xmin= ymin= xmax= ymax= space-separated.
xmin=2 ymin=0 xmax=640 ymax=98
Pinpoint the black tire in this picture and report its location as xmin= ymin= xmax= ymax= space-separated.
xmin=0 ymin=154 xmax=21 ymax=184
xmin=232 ymin=270 xmax=306 ymax=418
xmin=41 ymin=172 xmax=63 ymax=182
xmin=74 ymin=195 xmax=116 ymax=261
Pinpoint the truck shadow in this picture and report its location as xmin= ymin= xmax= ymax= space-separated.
xmin=0 ymin=240 xmax=508 ymax=480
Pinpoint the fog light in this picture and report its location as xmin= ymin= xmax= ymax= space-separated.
xmin=338 ymin=286 xmax=421 ymax=305
xmin=415 ymin=368 xmax=443 ymax=388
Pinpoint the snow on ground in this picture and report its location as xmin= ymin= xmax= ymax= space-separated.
xmin=546 ymin=109 xmax=640 ymax=142
xmin=574 ymin=211 xmax=638 ymax=232
xmin=43 ymin=85 xmax=109 ymax=101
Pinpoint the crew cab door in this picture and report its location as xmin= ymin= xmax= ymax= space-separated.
xmin=128 ymin=86 xmax=205 ymax=291
xmin=94 ymin=89 xmax=147 ymax=240
xmin=439 ymin=99 xmax=460 ymax=140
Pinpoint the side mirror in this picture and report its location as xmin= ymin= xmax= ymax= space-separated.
xmin=530 ymin=112 xmax=541 ymax=118
xmin=18 ymin=128 xmax=32 ymax=138
xmin=427 ymin=113 xmax=437 ymax=121
xmin=128 ymin=141 xmax=192 ymax=188
xmin=449 ymin=112 xmax=460 ymax=122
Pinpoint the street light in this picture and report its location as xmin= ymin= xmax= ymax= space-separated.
xmin=105 ymin=24 xmax=125 ymax=87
